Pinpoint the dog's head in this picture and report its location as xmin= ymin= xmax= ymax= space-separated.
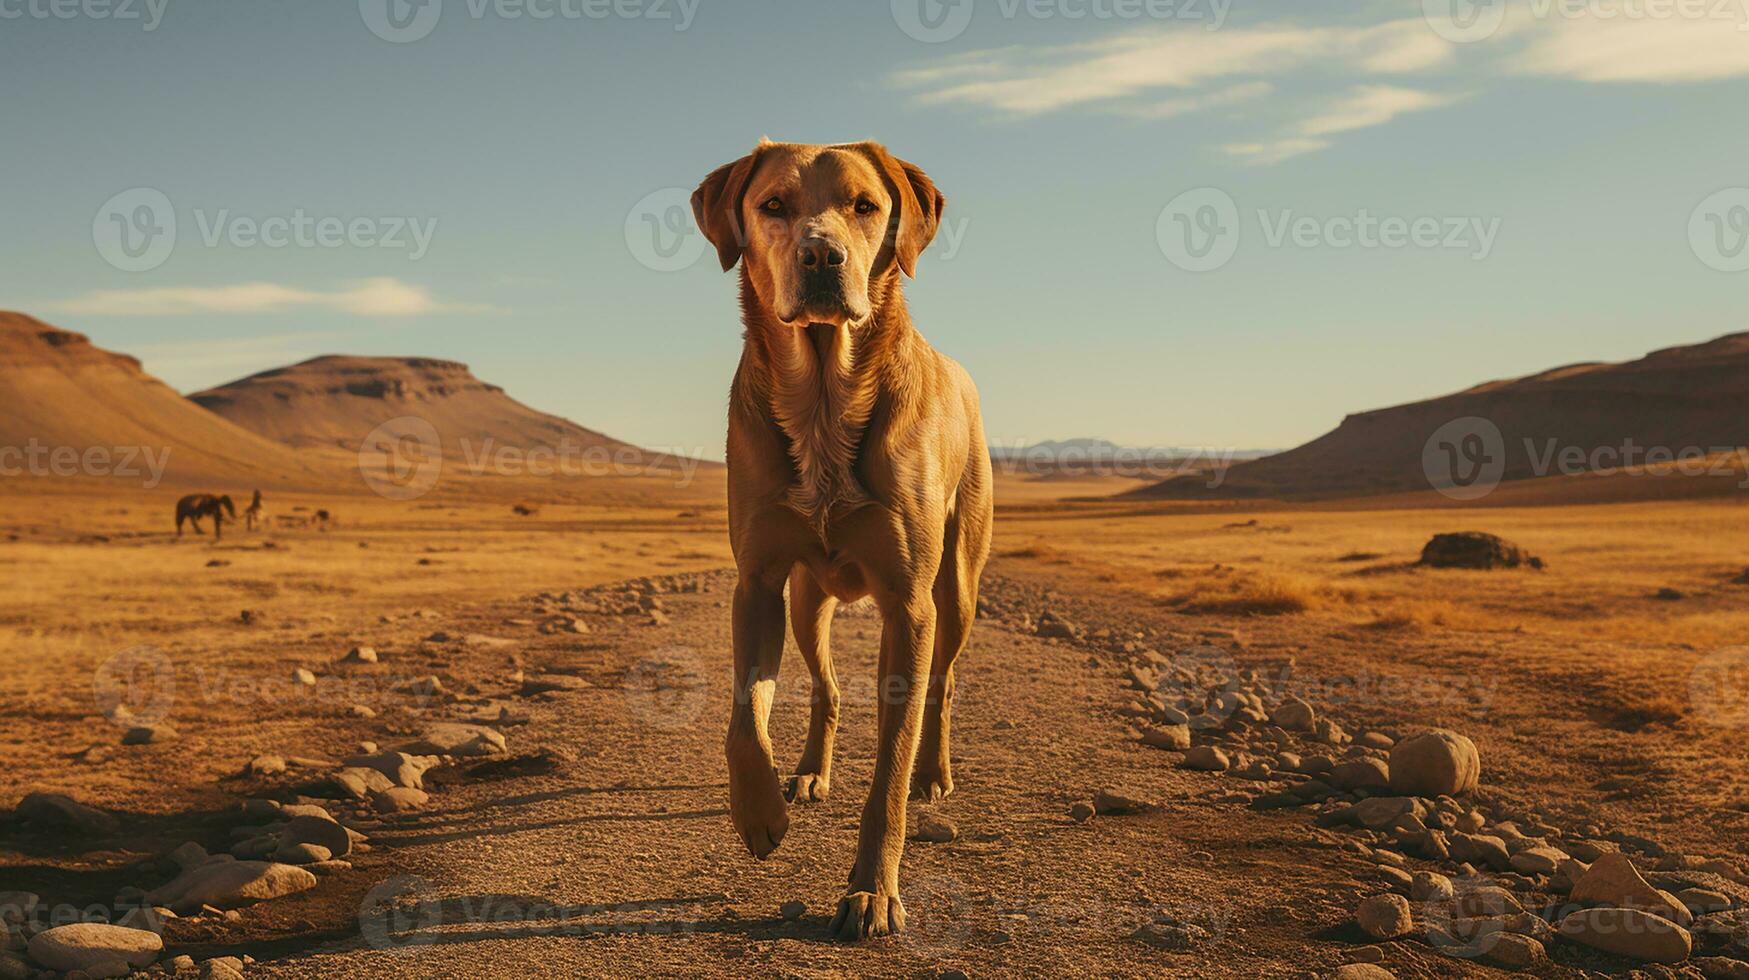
xmin=691 ymin=140 xmax=944 ymax=328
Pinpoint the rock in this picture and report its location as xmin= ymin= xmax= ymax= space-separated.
xmin=393 ymin=723 xmax=506 ymax=758
xmin=123 ymin=723 xmax=179 ymax=745
xmin=1035 ymin=610 xmax=1080 ymax=640
xmin=1269 ymin=697 xmax=1316 ymax=732
xmin=779 ymin=900 xmax=805 ymax=921
xmin=1332 ymin=967 xmax=1396 ymax=980
xmin=1388 ymin=730 xmax=1480 ymax=797
xmin=1140 ymin=725 xmax=1191 ymax=751
xmin=1418 ymin=532 xmax=1543 ymax=570
xmin=371 ymin=787 xmax=430 ymax=813
xmin=1182 ymin=745 xmax=1230 ymax=772
xmin=0 ymin=893 xmax=38 ymax=926
xmin=1356 ymin=731 xmax=1395 ymax=750
xmin=1411 ymin=871 xmax=1454 ymax=903
xmin=146 ymin=861 xmax=318 ymax=913
xmin=1069 ymin=802 xmax=1095 ymax=823
xmin=400 ymin=675 xmax=446 ymax=698
xmin=1330 ymin=757 xmax=1391 ymax=791
xmin=168 ymin=955 xmax=196 ymax=972
xmin=520 ymin=673 xmax=592 ymax=696
xmin=26 ymin=924 xmax=162 ymax=972
xmin=349 ymin=704 xmax=377 ymax=719
xmin=344 ymin=750 xmax=438 ymax=790
xmin=1511 ymin=846 xmax=1569 ymax=876
xmin=1680 ymin=888 xmax=1734 ymax=915
xmin=0 ymin=951 xmax=29 ymax=980
xmin=1092 ymin=789 xmax=1154 ymax=815
xmin=14 ymin=792 xmax=119 ymax=834
xmin=278 ymin=814 xmax=355 ymax=858
xmin=1694 ymin=957 xmax=1749 ymax=979
xmin=343 ymin=646 xmax=378 ymax=664
xmin=1558 ymin=906 xmax=1692 ymax=963
xmin=273 ymin=841 xmax=332 ymax=864
xmin=202 ymin=957 xmax=246 ymax=980
xmin=331 ymin=767 xmax=396 ymax=800
xmin=1572 ymin=853 xmax=1693 ymax=926
xmin=910 ymin=814 xmax=958 ymax=843
xmin=1485 ymin=932 xmax=1546 ymax=969
xmin=166 ymin=842 xmax=210 ymax=870
xmin=293 ymin=668 xmax=316 ymax=686
xmin=1356 ymin=894 xmax=1413 ymax=940
xmin=1130 ymin=919 xmax=1208 ymax=950
xmin=1351 ymin=797 xmax=1426 ymax=831
xmin=1450 ymin=833 xmax=1512 ymax=872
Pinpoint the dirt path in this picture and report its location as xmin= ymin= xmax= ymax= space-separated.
xmin=9 ymin=562 xmax=1745 ymax=978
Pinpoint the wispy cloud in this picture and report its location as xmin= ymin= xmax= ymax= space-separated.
xmin=129 ymin=332 xmax=336 ymax=380
xmin=890 ymin=9 xmax=1749 ymax=163
xmin=51 ymin=278 xmax=487 ymax=317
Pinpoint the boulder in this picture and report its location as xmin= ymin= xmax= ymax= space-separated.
xmin=1356 ymin=894 xmax=1413 ymax=940
xmin=26 ymin=924 xmax=161 ymax=972
xmin=1388 ymin=730 xmax=1480 ymax=797
xmin=1418 ymin=532 xmax=1543 ymax=570
xmin=1572 ymin=853 xmax=1693 ymax=926
xmin=1558 ymin=907 xmax=1692 ymax=963
xmin=392 ymin=724 xmax=506 ymax=758
xmin=145 ymin=860 xmax=317 ymax=913
xmin=13 ymin=793 xmax=119 ymax=834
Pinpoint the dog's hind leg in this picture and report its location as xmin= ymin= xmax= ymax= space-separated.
xmin=787 ymin=566 xmax=840 ymax=804
xmin=726 ymin=571 xmax=790 ymax=859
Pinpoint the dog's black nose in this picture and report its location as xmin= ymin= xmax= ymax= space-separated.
xmin=798 ymin=237 xmax=847 ymax=269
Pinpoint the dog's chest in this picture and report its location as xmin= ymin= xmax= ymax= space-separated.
xmin=766 ymin=326 xmax=878 ymax=535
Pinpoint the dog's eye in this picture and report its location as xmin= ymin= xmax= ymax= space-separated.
xmin=758 ymin=197 xmax=784 ymax=215
xmin=854 ymin=199 xmax=879 ymax=215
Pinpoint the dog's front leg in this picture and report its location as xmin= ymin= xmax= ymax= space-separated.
xmin=832 ymin=593 xmax=936 ymax=940
xmin=725 ymin=573 xmax=789 ymax=859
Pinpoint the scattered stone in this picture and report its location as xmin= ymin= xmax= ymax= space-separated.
xmin=1388 ymin=730 xmax=1480 ymax=797
xmin=293 ymin=668 xmax=316 ymax=686
xmin=393 ymin=723 xmax=506 ymax=758
xmin=1572 ymin=853 xmax=1693 ymax=926
xmin=910 ymin=814 xmax=959 ymax=843
xmin=0 ymin=893 xmax=38 ymax=925
xmin=1069 ymin=802 xmax=1095 ymax=823
xmin=1411 ymin=871 xmax=1454 ymax=903
xmin=146 ymin=861 xmax=318 ymax=913
xmin=26 ymin=924 xmax=162 ymax=972
xmin=520 ymin=673 xmax=592 ymax=696
xmin=1557 ymin=906 xmax=1692 ymax=963
xmin=1130 ymin=919 xmax=1209 ymax=951
xmin=400 ymin=675 xmax=446 ymax=698
xmin=1356 ymin=894 xmax=1413 ymax=940
xmin=1270 ymin=697 xmax=1316 ymax=732
xmin=1330 ymin=757 xmax=1391 ymax=791
xmin=1092 ymin=789 xmax=1154 ymax=815
xmin=1418 ymin=532 xmax=1543 ymax=570
xmin=350 ymin=705 xmax=377 ymax=719
xmin=1332 ymin=966 xmax=1395 ymax=980
xmin=1351 ymin=797 xmax=1425 ymax=832
xmin=1182 ymin=745 xmax=1230 ymax=772
xmin=1694 ymin=957 xmax=1749 ymax=979
xmin=1035 ymin=610 xmax=1081 ymax=641
xmin=779 ymin=900 xmax=805 ymax=921
xmin=14 ymin=792 xmax=119 ymax=834
xmin=1356 ymin=731 xmax=1396 ymax=751
xmin=271 ymin=842 xmax=332 ymax=865
xmin=1140 ymin=725 xmax=1192 ymax=751
xmin=345 ymin=750 xmax=438 ymax=790
xmin=1511 ymin=846 xmax=1569 ymax=876
xmin=342 ymin=646 xmax=378 ymax=664
xmin=1485 ymin=932 xmax=1546 ymax=969
xmin=246 ymin=755 xmax=286 ymax=777
xmin=371 ymin=787 xmax=430 ymax=813
xmin=1681 ymin=888 xmax=1734 ymax=915
xmin=123 ymin=723 xmax=179 ymax=745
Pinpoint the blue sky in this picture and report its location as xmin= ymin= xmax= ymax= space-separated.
xmin=4 ymin=0 xmax=1747 ymax=458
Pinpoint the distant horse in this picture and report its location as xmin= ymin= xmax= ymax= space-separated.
xmin=243 ymin=490 xmax=265 ymax=532
xmin=175 ymin=494 xmax=236 ymax=540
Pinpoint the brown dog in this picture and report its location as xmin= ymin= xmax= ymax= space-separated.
xmin=692 ymin=140 xmax=993 ymax=940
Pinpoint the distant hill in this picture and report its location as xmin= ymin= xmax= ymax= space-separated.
xmin=190 ymin=355 xmax=648 ymax=460
xmin=1129 ymin=332 xmax=1749 ymax=503
xmin=0 ymin=311 xmax=336 ymax=489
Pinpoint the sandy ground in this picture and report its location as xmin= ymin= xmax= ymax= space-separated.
xmin=3 ymin=478 xmax=1747 ymax=977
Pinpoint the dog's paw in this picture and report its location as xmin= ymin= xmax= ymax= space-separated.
xmin=829 ymin=890 xmax=905 ymax=940
xmin=785 ymin=772 xmax=830 ymax=804
xmin=727 ymin=747 xmax=789 ymax=859
xmin=908 ymin=766 xmax=954 ymax=802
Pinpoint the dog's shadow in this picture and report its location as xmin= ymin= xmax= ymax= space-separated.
xmin=350 ymin=891 xmax=839 ymax=948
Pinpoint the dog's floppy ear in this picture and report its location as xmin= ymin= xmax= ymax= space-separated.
xmin=859 ymin=143 xmax=945 ymax=279
xmin=691 ymin=149 xmax=764 ymax=272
